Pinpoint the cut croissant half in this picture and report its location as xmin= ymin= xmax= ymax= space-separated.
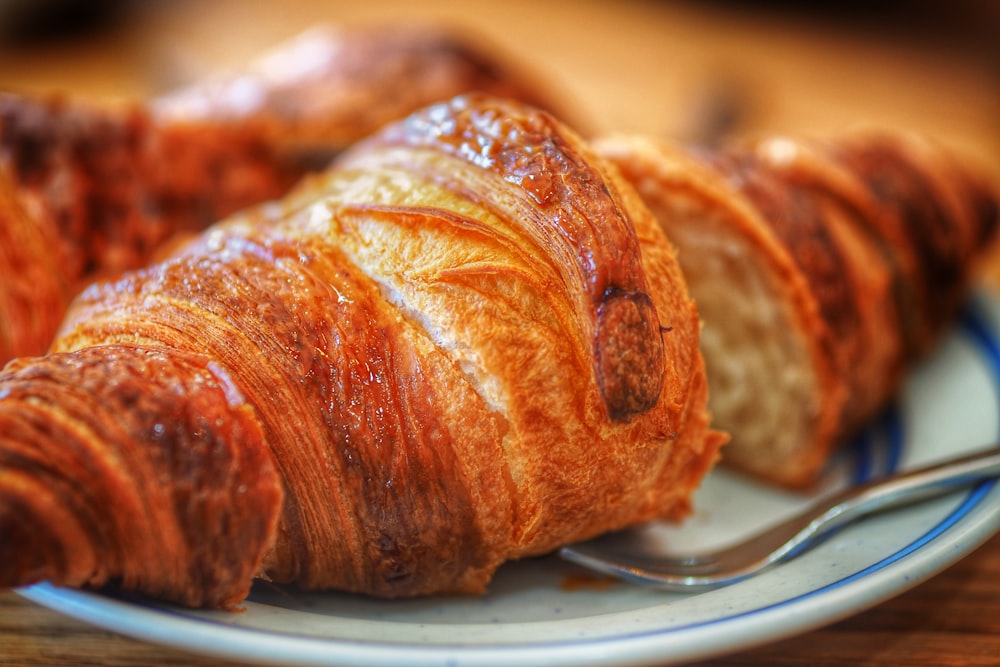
xmin=0 ymin=24 xmax=562 ymax=366
xmin=597 ymin=131 xmax=999 ymax=486
xmin=0 ymin=95 xmax=723 ymax=607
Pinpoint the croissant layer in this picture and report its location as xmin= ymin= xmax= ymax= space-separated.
xmin=0 ymin=345 xmax=282 ymax=608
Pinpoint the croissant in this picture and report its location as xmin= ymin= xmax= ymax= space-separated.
xmin=0 ymin=94 xmax=723 ymax=608
xmin=596 ymin=131 xmax=999 ymax=486
xmin=152 ymin=24 xmax=565 ymax=155
xmin=0 ymin=94 xmax=300 ymax=366
xmin=0 ymin=24 xmax=558 ymax=366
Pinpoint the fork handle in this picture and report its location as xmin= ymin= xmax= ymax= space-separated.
xmin=815 ymin=445 xmax=1000 ymax=534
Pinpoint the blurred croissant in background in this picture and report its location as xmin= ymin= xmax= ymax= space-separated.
xmin=0 ymin=24 xmax=560 ymax=365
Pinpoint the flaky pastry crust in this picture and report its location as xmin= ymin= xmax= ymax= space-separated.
xmin=0 ymin=95 xmax=723 ymax=605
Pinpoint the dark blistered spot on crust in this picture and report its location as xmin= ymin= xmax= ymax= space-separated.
xmin=595 ymin=289 xmax=665 ymax=422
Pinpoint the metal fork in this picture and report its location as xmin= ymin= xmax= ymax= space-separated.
xmin=559 ymin=445 xmax=1000 ymax=592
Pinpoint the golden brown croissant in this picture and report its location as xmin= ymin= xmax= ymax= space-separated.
xmin=0 ymin=24 xmax=560 ymax=366
xmin=596 ymin=131 xmax=999 ymax=486
xmin=0 ymin=94 xmax=723 ymax=607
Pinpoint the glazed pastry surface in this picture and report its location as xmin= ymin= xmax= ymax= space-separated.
xmin=0 ymin=95 xmax=722 ymax=605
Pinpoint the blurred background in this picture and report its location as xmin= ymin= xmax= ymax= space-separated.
xmin=0 ymin=0 xmax=998 ymax=173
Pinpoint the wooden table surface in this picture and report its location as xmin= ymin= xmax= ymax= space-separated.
xmin=1 ymin=1 xmax=999 ymax=665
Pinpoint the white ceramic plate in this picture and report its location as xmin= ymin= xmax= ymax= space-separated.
xmin=20 ymin=292 xmax=1000 ymax=667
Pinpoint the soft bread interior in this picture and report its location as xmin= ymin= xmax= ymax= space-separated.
xmin=652 ymin=190 xmax=829 ymax=482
